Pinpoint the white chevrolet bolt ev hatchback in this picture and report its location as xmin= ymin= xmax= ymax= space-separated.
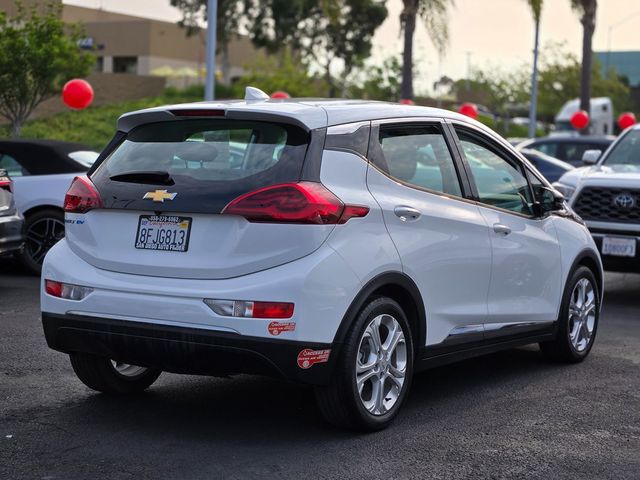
xmin=41 ymin=88 xmax=603 ymax=431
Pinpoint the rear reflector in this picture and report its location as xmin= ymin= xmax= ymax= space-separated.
xmin=222 ymin=182 xmax=369 ymax=225
xmin=170 ymin=109 xmax=225 ymax=117
xmin=45 ymin=280 xmax=93 ymax=300
xmin=204 ymin=299 xmax=294 ymax=319
xmin=64 ymin=175 xmax=103 ymax=214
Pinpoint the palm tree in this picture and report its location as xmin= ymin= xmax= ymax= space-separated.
xmin=400 ymin=0 xmax=453 ymax=101
xmin=571 ymin=0 xmax=598 ymax=134
xmin=524 ymin=0 xmax=543 ymax=138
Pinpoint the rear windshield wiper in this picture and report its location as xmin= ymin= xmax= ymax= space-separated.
xmin=109 ymin=171 xmax=175 ymax=186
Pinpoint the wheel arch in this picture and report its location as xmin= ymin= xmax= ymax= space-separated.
xmin=570 ymin=249 xmax=604 ymax=305
xmin=22 ymin=204 xmax=64 ymax=219
xmin=332 ymin=272 xmax=426 ymax=352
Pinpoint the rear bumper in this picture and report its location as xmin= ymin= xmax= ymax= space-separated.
xmin=0 ymin=211 xmax=24 ymax=256
xmin=42 ymin=312 xmax=337 ymax=385
xmin=591 ymin=232 xmax=640 ymax=273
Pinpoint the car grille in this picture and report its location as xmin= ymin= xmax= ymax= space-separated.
xmin=573 ymin=187 xmax=640 ymax=223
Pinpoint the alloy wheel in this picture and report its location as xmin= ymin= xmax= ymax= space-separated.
xmin=26 ymin=217 xmax=65 ymax=266
xmin=110 ymin=360 xmax=148 ymax=378
xmin=355 ymin=314 xmax=407 ymax=416
xmin=568 ymin=278 xmax=596 ymax=352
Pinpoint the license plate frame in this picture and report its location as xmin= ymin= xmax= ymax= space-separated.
xmin=135 ymin=215 xmax=192 ymax=252
xmin=601 ymin=236 xmax=636 ymax=258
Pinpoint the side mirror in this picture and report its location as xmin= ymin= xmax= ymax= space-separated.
xmin=582 ymin=149 xmax=601 ymax=165
xmin=534 ymin=187 xmax=565 ymax=216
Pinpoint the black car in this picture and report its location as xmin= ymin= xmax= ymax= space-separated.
xmin=516 ymin=135 xmax=615 ymax=166
xmin=519 ymin=148 xmax=575 ymax=183
xmin=0 ymin=169 xmax=24 ymax=257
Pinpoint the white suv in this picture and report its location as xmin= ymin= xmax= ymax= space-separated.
xmin=41 ymin=89 xmax=603 ymax=431
xmin=554 ymin=124 xmax=640 ymax=272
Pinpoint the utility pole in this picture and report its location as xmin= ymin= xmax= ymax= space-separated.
xmin=204 ymin=0 xmax=218 ymax=101
xmin=528 ymin=18 xmax=540 ymax=139
xmin=606 ymin=11 xmax=640 ymax=79
xmin=465 ymin=51 xmax=472 ymax=92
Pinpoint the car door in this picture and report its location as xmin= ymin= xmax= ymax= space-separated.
xmin=366 ymin=120 xmax=493 ymax=346
xmin=452 ymin=125 xmax=562 ymax=333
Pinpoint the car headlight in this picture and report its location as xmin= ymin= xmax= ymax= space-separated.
xmin=552 ymin=182 xmax=576 ymax=201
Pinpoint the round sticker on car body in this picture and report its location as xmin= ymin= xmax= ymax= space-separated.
xmin=268 ymin=321 xmax=296 ymax=336
xmin=297 ymin=349 xmax=331 ymax=369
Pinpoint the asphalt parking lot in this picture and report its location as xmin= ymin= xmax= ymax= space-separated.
xmin=1 ymin=258 xmax=639 ymax=480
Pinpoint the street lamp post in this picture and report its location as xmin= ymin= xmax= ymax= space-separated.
xmin=204 ymin=0 xmax=218 ymax=101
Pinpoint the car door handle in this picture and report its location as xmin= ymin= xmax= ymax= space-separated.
xmin=493 ymin=223 xmax=512 ymax=235
xmin=394 ymin=206 xmax=422 ymax=222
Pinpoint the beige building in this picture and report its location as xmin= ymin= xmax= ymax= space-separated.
xmin=1 ymin=0 xmax=259 ymax=85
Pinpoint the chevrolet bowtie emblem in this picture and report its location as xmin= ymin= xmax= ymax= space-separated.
xmin=143 ymin=190 xmax=177 ymax=202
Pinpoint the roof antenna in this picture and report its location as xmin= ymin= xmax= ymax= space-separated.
xmin=245 ymin=86 xmax=270 ymax=102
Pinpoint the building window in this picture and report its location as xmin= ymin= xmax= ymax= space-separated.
xmin=94 ymin=56 xmax=104 ymax=73
xmin=113 ymin=56 xmax=138 ymax=74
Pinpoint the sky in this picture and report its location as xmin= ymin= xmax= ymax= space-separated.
xmin=64 ymin=0 xmax=640 ymax=94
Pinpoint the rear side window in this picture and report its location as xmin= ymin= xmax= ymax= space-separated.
xmin=534 ymin=142 xmax=557 ymax=158
xmin=0 ymin=154 xmax=27 ymax=177
xmin=91 ymin=120 xmax=310 ymax=213
xmin=377 ymin=125 xmax=462 ymax=197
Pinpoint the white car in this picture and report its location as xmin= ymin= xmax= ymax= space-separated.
xmin=554 ymin=124 xmax=640 ymax=272
xmin=0 ymin=140 xmax=99 ymax=273
xmin=41 ymin=89 xmax=603 ymax=431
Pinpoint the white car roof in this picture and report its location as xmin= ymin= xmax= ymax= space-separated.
xmin=117 ymin=97 xmax=484 ymax=133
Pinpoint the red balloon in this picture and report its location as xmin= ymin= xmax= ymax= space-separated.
xmin=618 ymin=112 xmax=636 ymax=130
xmin=62 ymin=79 xmax=94 ymax=110
xmin=270 ymin=91 xmax=290 ymax=99
xmin=458 ymin=103 xmax=478 ymax=120
xmin=570 ymin=110 xmax=590 ymax=130
xmin=399 ymin=99 xmax=415 ymax=105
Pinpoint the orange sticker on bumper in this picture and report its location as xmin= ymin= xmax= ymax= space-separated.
xmin=268 ymin=321 xmax=296 ymax=336
xmin=297 ymin=348 xmax=331 ymax=369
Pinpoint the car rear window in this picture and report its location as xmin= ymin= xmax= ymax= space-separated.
xmin=91 ymin=120 xmax=310 ymax=213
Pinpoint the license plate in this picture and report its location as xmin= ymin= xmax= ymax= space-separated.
xmin=602 ymin=236 xmax=636 ymax=257
xmin=135 ymin=215 xmax=191 ymax=252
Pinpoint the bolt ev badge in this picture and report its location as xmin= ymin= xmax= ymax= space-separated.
xmin=143 ymin=190 xmax=177 ymax=202
xmin=613 ymin=193 xmax=635 ymax=209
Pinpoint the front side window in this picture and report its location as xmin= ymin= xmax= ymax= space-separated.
xmin=603 ymin=129 xmax=640 ymax=168
xmin=456 ymin=129 xmax=533 ymax=215
xmin=378 ymin=125 xmax=462 ymax=197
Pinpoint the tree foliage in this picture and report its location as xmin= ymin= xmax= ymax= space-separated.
xmin=0 ymin=3 xmax=93 ymax=137
xmin=400 ymin=0 xmax=453 ymax=100
xmin=450 ymin=43 xmax=630 ymax=123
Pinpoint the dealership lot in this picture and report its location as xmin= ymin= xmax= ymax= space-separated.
xmin=1 ymin=260 xmax=639 ymax=480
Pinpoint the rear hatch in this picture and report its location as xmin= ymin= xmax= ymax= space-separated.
xmin=66 ymin=117 xmax=334 ymax=279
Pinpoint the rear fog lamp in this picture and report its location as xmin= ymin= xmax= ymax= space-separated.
xmin=204 ymin=299 xmax=294 ymax=319
xmin=45 ymin=280 xmax=93 ymax=301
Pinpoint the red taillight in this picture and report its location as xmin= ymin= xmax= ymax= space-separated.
xmin=64 ymin=175 xmax=103 ymax=213
xmin=339 ymin=205 xmax=370 ymax=224
xmin=45 ymin=280 xmax=63 ymax=297
xmin=222 ymin=182 xmax=368 ymax=225
xmin=0 ymin=176 xmax=11 ymax=192
xmin=252 ymin=301 xmax=295 ymax=319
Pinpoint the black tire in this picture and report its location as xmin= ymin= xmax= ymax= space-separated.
xmin=315 ymin=296 xmax=414 ymax=431
xmin=540 ymin=265 xmax=599 ymax=363
xmin=20 ymin=208 xmax=65 ymax=275
xmin=70 ymin=353 xmax=162 ymax=394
